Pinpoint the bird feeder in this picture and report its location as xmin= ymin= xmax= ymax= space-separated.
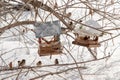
xmin=73 ymin=19 xmax=102 ymax=47
xmin=72 ymin=35 xmax=100 ymax=47
xmin=34 ymin=20 xmax=62 ymax=56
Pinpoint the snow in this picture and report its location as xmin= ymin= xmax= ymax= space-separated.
xmin=74 ymin=19 xmax=103 ymax=36
xmin=1 ymin=0 xmax=120 ymax=80
xmin=0 ymin=34 xmax=120 ymax=80
xmin=0 ymin=24 xmax=120 ymax=80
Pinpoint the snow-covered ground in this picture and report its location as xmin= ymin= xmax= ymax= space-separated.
xmin=0 ymin=31 xmax=120 ymax=80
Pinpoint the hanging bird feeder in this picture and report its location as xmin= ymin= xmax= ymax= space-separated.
xmin=73 ymin=19 xmax=103 ymax=47
xmin=34 ymin=20 xmax=62 ymax=56
xmin=72 ymin=35 xmax=100 ymax=47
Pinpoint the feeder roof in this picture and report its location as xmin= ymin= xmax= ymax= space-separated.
xmin=34 ymin=20 xmax=61 ymax=38
xmin=74 ymin=19 xmax=103 ymax=36
xmin=85 ymin=19 xmax=102 ymax=29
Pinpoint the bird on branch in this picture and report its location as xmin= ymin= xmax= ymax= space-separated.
xmin=18 ymin=59 xmax=26 ymax=67
xmin=36 ymin=61 xmax=42 ymax=66
xmin=9 ymin=62 xmax=12 ymax=69
xmin=54 ymin=59 xmax=59 ymax=65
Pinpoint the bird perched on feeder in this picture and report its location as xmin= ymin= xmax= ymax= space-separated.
xmin=9 ymin=62 xmax=12 ymax=69
xmin=18 ymin=59 xmax=26 ymax=67
xmin=55 ymin=59 xmax=59 ymax=65
xmin=61 ymin=27 xmax=68 ymax=34
xmin=54 ymin=35 xmax=60 ymax=42
xmin=84 ymin=36 xmax=90 ymax=40
xmin=93 ymin=36 xmax=98 ymax=41
xmin=36 ymin=61 xmax=42 ymax=66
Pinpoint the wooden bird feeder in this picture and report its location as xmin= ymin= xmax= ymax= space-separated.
xmin=72 ymin=35 xmax=100 ymax=48
xmin=38 ymin=36 xmax=62 ymax=56
xmin=34 ymin=20 xmax=62 ymax=56
xmin=73 ymin=19 xmax=102 ymax=48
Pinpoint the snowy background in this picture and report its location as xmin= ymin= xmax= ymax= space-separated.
xmin=0 ymin=0 xmax=120 ymax=80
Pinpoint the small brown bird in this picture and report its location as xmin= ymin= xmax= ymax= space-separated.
xmin=36 ymin=61 xmax=42 ymax=66
xmin=69 ymin=21 xmax=73 ymax=26
xmin=69 ymin=21 xmax=73 ymax=29
xmin=84 ymin=36 xmax=90 ymax=40
xmin=53 ymin=2 xmax=58 ymax=9
xmin=9 ymin=62 xmax=12 ymax=69
xmin=18 ymin=59 xmax=26 ymax=67
xmin=55 ymin=59 xmax=59 ymax=65
xmin=93 ymin=36 xmax=98 ymax=41
xmin=78 ymin=20 xmax=82 ymax=22
xmin=18 ymin=61 xmax=20 ymax=66
xmin=54 ymin=35 xmax=60 ymax=41
xmin=89 ymin=9 xmax=94 ymax=16
xmin=65 ymin=12 xmax=72 ymax=18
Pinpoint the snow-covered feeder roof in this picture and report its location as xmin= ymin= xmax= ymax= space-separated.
xmin=74 ymin=19 xmax=103 ymax=36
xmin=34 ymin=20 xmax=61 ymax=38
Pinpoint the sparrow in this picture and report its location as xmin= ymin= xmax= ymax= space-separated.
xmin=36 ymin=61 xmax=42 ymax=66
xmin=18 ymin=61 xmax=20 ymax=67
xmin=84 ymin=36 xmax=90 ymax=40
xmin=54 ymin=35 xmax=60 ymax=41
xmin=61 ymin=27 xmax=68 ymax=34
xmin=9 ymin=62 xmax=12 ymax=69
xmin=69 ymin=21 xmax=74 ymax=29
xmin=22 ymin=29 xmax=25 ymax=33
xmin=65 ymin=12 xmax=72 ymax=18
xmin=78 ymin=20 xmax=82 ymax=23
xmin=69 ymin=21 xmax=73 ymax=26
xmin=89 ymin=9 xmax=94 ymax=16
xmin=55 ymin=59 xmax=59 ymax=65
xmin=18 ymin=59 xmax=26 ymax=67
xmin=53 ymin=2 xmax=58 ymax=9
xmin=93 ymin=36 xmax=98 ymax=41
